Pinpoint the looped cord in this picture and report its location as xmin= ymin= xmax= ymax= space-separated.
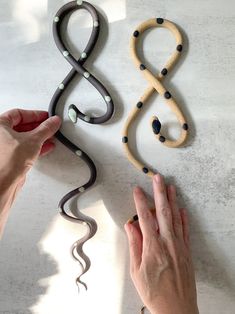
xmin=122 ymin=18 xmax=188 ymax=178
xmin=49 ymin=0 xmax=114 ymax=290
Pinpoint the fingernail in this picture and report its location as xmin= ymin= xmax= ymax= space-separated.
xmin=154 ymin=173 xmax=161 ymax=183
xmin=124 ymin=222 xmax=133 ymax=233
xmin=128 ymin=223 xmax=134 ymax=233
xmin=133 ymin=186 xmax=142 ymax=195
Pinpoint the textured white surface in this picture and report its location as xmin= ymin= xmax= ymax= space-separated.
xmin=0 ymin=0 xmax=235 ymax=314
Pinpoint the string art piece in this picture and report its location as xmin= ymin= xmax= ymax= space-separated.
xmin=123 ymin=18 xmax=188 ymax=314
xmin=49 ymin=0 xmax=114 ymax=290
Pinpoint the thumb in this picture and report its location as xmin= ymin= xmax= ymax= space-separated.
xmin=32 ymin=115 xmax=61 ymax=143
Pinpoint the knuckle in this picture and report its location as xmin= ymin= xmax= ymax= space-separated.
xmin=33 ymin=132 xmax=44 ymax=143
xmin=160 ymin=206 xmax=171 ymax=218
xmin=144 ymin=237 xmax=155 ymax=251
xmin=167 ymin=229 xmax=175 ymax=239
xmin=25 ymin=136 xmax=39 ymax=148
xmin=129 ymin=240 xmax=137 ymax=250
xmin=158 ymin=184 xmax=165 ymax=193
xmin=162 ymin=229 xmax=176 ymax=243
xmin=43 ymin=121 xmax=54 ymax=133
xmin=140 ymin=208 xmax=152 ymax=220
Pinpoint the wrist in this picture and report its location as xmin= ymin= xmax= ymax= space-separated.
xmin=0 ymin=186 xmax=14 ymax=238
xmin=150 ymin=307 xmax=199 ymax=314
xmin=0 ymin=158 xmax=24 ymax=192
xmin=0 ymin=167 xmax=23 ymax=238
xmin=148 ymin=300 xmax=199 ymax=314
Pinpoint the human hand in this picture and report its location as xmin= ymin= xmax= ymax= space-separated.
xmin=0 ymin=108 xmax=61 ymax=236
xmin=0 ymin=108 xmax=61 ymax=187
xmin=125 ymin=174 xmax=199 ymax=314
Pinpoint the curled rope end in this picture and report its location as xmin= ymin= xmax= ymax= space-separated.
xmin=76 ymin=277 xmax=88 ymax=291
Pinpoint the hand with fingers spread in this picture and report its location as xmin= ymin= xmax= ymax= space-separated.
xmin=125 ymin=174 xmax=199 ymax=314
xmin=0 ymin=109 xmax=61 ymax=236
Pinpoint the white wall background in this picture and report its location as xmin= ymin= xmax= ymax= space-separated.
xmin=0 ymin=0 xmax=235 ymax=313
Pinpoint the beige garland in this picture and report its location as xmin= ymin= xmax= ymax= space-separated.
xmin=122 ymin=18 xmax=188 ymax=179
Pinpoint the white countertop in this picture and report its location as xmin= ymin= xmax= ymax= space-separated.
xmin=0 ymin=0 xmax=235 ymax=313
